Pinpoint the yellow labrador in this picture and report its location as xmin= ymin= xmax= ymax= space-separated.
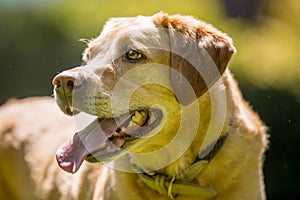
xmin=0 ymin=13 xmax=268 ymax=200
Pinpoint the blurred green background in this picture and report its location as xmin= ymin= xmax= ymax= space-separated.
xmin=0 ymin=0 xmax=299 ymax=199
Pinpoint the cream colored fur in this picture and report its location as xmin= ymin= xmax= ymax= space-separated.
xmin=0 ymin=13 xmax=267 ymax=200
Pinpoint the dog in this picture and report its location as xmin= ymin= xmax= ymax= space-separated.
xmin=0 ymin=13 xmax=268 ymax=200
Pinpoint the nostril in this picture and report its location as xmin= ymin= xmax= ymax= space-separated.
xmin=52 ymin=78 xmax=61 ymax=88
xmin=67 ymin=80 xmax=74 ymax=91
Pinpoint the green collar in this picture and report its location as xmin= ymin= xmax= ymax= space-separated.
xmin=136 ymin=134 xmax=228 ymax=199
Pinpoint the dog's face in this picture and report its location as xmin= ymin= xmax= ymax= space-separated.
xmin=52 ymin=13 xmax=235 ymax=174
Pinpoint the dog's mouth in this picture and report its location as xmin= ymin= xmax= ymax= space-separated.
xmin=56 ymin=109 xmax=163 ymax=174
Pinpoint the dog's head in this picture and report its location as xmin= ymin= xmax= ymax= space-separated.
xmin=52 ymin=13 xmax=235 ymax=174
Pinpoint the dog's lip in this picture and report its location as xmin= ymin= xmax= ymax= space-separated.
xmin=55 ymin=109 xmax=163 ymax=174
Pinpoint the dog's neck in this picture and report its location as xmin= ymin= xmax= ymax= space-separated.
xmin=133 ymin=134 xmax=228 ymax=199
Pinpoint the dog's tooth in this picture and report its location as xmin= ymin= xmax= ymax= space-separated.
xmin=140 ymin=111 xmax=146 ymax=119
xmin=132 ymin=111 xmax=142 ymax=123
xmin=112 ymin=132 xmax=119 ymax=137
xmin=118 ymin=127 xmax=128 ymax=137
xmin=132 ymin=111 xmax=148 ymax=126
xmin=69 ymin=106 xmax=74 ymax=112
xmin=128 ymin=121 xmax=136 ymax=128
xmin=141 ymin=111 xmax=146 ymax=116
xmin=121 ymin=127 xmax=127 ymax=132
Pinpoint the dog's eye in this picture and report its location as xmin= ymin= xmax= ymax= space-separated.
xmin=125 ymin=50 xmax=143 ymax=61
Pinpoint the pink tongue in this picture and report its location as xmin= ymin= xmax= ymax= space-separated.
xmin=56 ymin=118 xmax=119 ymax=173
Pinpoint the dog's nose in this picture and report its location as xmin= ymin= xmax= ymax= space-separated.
xmin=52 ymin=70 xmax=83 ymax=94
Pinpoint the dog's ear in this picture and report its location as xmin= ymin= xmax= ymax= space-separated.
xmin=153 ymin=13 xmax=236 ymax=105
